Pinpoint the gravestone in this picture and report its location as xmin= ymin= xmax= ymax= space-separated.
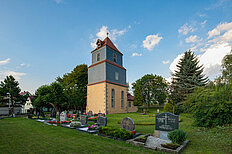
xmin=97 ymin=116 xmax=107 ymax=126
xmin=120 ymin=117 xmax=135 ymax=131
xmin=154 ymin=112 xmax=179 ymax=140
xmin=87 ymin=111 xmax=93 ymax=117
xmin=80 ymin=115 xmax=87 ymax=125
xmin=51 ymin=108 xmax=56 ymax=118
xmin=98 ymin=113 xmax=105 ymax=117
xmin=60 ymin=111 xmax=67 ymax=122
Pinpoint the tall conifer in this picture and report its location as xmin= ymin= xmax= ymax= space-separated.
xmin=171 ymin=50 xmax=208 ymax=103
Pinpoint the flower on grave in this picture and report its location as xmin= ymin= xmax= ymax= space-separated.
xmin=57 ymin=121 xmax=60 ymax=124
xmin=88 ymin=126 xmax=90 ymax=129
xmin=131 ymin=131 xmax=136 ymax=135
xmin=69 ymin=121 xmax=72 ymax=123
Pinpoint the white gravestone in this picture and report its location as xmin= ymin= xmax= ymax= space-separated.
xmin=60 ymin=111 xmax=67 ymax=122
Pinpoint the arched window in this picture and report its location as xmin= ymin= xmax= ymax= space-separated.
xmin=113 ymin=53 xmax=117 ymax=62
xmin=121 ymin=91 xmax=124 ymax=108
xmin=111 ymin=89 xmax=115 ymax=108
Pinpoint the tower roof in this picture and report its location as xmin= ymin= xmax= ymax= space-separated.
xmin=91 ymin=37 xmax=123 ymax=55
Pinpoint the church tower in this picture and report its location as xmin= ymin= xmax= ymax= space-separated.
xmin=86 ymin=36 xmax=128 ymax=114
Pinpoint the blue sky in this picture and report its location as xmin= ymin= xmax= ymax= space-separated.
xmin=0 ymin=0 xmax=232 ymax=93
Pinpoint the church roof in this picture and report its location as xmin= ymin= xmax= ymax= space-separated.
xmin=127 ymin=93 xmax=134 ymax=101
xmin=91 ymin=37 xmax=123 ymax=55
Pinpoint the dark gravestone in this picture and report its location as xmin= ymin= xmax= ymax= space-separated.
xmin=80 ymin=115 xmax=87 ymax=125
xmin=98 ymin=113 xmax=105 ymax=117
xmin=121 ymin=117 xmax=135 ymax=131
xmin=155 ymin=112 xmax=179 ymax=131
xmin=87 ymin=111 xmax=93 ymax=117
xmin=97 ymin=117 xmax=107 ymax=126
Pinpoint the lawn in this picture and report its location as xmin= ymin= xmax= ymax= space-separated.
xmin=0 ymin=111 xmax=231 ymax=154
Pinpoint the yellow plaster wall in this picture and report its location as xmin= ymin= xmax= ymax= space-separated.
xmin=86 ymin=83 xmax=106 ymax=114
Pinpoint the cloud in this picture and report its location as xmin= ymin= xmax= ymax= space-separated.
xmin=185 ymin=35 xmax=198 ymax=43
xmin=162 ymin=60 xmax=170 ymax=64
xmin=0 ymin=58 xmax=10 ymax=65
xmin=178 ymin=23 xmax=195 ymax=35
xmin=201 ymin=20 xmax=207 ymax=27
xmin=142 ymin=34 xmax=163 ymax=51
xmin=0 ymin=70 xmax=26 ymax=81
xmin=19 ymin=63 xmax=30 ymax=67
xmin=132 ymin=53 xmax=142 ymax=57
xmin=90 ymin=25 xmax=127 ymax=49
xmin=208 ymin=22 xmax=232 ymax=38
xmin=206 ymin=0 xmax=230 ymax=10
xmin=169 ymin=43 xmax=231 ymax=79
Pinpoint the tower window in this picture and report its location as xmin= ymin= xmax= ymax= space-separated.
xmin=111 ymin=89 xmax=115 ymax=108
xmin=115 ymin=72 xmax=119 ymax=80
xmin=97 ymin=53 xmax=100 ymax=61
xmin=121 ymin=91 xmax=124 ymax=108
xmin=113 ymin=53 xmax=117 ymax=62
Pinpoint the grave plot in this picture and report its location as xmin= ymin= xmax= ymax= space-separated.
xmin=128 ymin=112 xmax=189 ymax=153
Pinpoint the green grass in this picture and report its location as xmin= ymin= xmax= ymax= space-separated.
xmin=0 ymin=110 xmax=231 ymax=153
xmin=106 ymin=111 xmax=232 ymax=153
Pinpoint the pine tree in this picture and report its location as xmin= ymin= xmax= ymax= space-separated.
xmin=171 ymin=50 xmax=208 ymax=103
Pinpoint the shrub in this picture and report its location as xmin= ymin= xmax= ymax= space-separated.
xmin=168 ymin=129 xmax=187 ymax=144
xmin=98 ymin=127 xmax=134 ymax=140
xmin=70 ymin=121 xmax=81 ymax=128
xmin=164 ymin=102 xmax=177 ymax=114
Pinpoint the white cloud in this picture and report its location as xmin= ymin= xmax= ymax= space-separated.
xmin=201 ymin=20 xmax=207 ymax=26
xmin=169 ymin=54 xmax=184 ymax=73
xmin=19 ymin=63 xmax=30 ymax=67
xmin=90 ymin=25 xmax=127 ymax=49
xmin=0 ymin=70 xmax=26 ymax=81
xmin=0 ymin=58 xmax=10 ymax=65
xmin=142 ymin=34 xmax=163 ymax=51
xmin=132 ymin=53 xmax=142 ymax=57
xmin=208 ymin=22 xmax=232 ymax=38
xmin=185 ymin=35 xmax=198 ymax=43
xmin=162 ymin=60 xmax=170 ymax=64
xmin=178 ymin=23 xmax=195 ymax=35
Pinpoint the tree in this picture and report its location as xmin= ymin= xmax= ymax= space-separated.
xmin=222 ymin=50 xmax=232 ymax=82
xmin=56 ymin=64 xmax=88 ymax=112
xmin=133 ymin=84 xmax=143 ymax=106
xmin=132 ymin=74 xmax=168 ymax=108
xmin=171 ymin=50 xmax=208 ymax=103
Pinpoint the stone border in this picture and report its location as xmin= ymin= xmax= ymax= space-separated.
xmin=127 ymin=134 xmax=189 ymax=154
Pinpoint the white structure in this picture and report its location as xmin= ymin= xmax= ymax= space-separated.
xmin=20 ymin=91 xmax=34 ymax=113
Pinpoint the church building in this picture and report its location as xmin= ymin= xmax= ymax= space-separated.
xmin=86 ymin=36 xmax=138 ymax=114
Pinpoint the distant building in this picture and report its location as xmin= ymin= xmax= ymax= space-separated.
xmin=19 ymin=91 xmax=34 ymax=113
xmin=86 ymin=36 xmax=138 ymax=114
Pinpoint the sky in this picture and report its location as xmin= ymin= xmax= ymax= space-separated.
xmin=0 ymin=0 xmax=232 ymax=94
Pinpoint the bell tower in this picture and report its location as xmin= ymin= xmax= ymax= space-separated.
xmin=86 ymin=36 xmax=127 ymax=114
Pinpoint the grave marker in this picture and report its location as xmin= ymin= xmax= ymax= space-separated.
xmin=98 ymin=113 xmax=105 ymax=117
xmin=120 ymin=117 xmax=135 ymax=131
xmin=87 ymin=111 xmax=93 ymax=117
xmin=97 ymin=117 xmax=107 ymax=126
xmin=60 ymin=111 xmax=67 ymax=122
xmin=80 ymin=115 xmax=87 ymax=125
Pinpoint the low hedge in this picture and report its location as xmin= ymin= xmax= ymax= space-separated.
xmin=98 ymin=127 xmax=135 ymax=140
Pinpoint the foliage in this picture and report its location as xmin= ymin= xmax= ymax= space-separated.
xmin=168 ymin=129 xmax=187 ymax=144
xmin=70 ymin=121 xmax=81 ymax=127
xmin=0 ymin=75 xmax=23 ymax=105
xmin=98 ymin=127 xmax=134 ymax=140
xmin=170 ymin=50 xmax=208 ymax=103
xmin=56 ymin=64 xmax=88 ymax=112
xmin=88 ymin=124 xmax=99 ymax=130
xmin=133 ymin=84 xmax=143 ymax=106
xmin=132 ymin=74 xmax=168 ymax=108
xmin=185 ymin=84 xmax=232 ymax=127
xmin=164 ymin=102 xmax=177 ymax=114
xmin=222 ymin=50 xmax=232 ymax=82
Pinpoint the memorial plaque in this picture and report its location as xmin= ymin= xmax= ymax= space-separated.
xmin=155 ymin=112 xmax=179 ymax=131
xmin=80 ymin=115 xmax=87 ymax=125
xmin=87 ymin=111 xmax=93 ymax=117
xmin=60 ymin=111 xmax=67 ymax=122
xmin=98 ymin=113 xmax=105 ymax=117
xmin=120 ymin=117 xmax=135 ymax=131
xmin=97 ymin=117 xmax=107 ymax=126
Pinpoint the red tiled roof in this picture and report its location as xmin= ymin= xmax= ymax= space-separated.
xmin=91 ymin=37 xmax=123 ymax=55
xmin=127 ymin=93 xmax=134 ymax=101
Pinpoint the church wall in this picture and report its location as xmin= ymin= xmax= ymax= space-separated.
xmin=88 ymin=62 xmax=106 ymax=84
xmin=106 ymin=83 xmax=128 ymax=114
xmin=106 ymin=46 xmax=122 ymax=66
xmin=127 ymin=100 xmax=138 ymax=113
xmin=106 ymin=63 xmax=126 ymax=85
xmin=86 ymin=83 xmax=106 ymax=114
